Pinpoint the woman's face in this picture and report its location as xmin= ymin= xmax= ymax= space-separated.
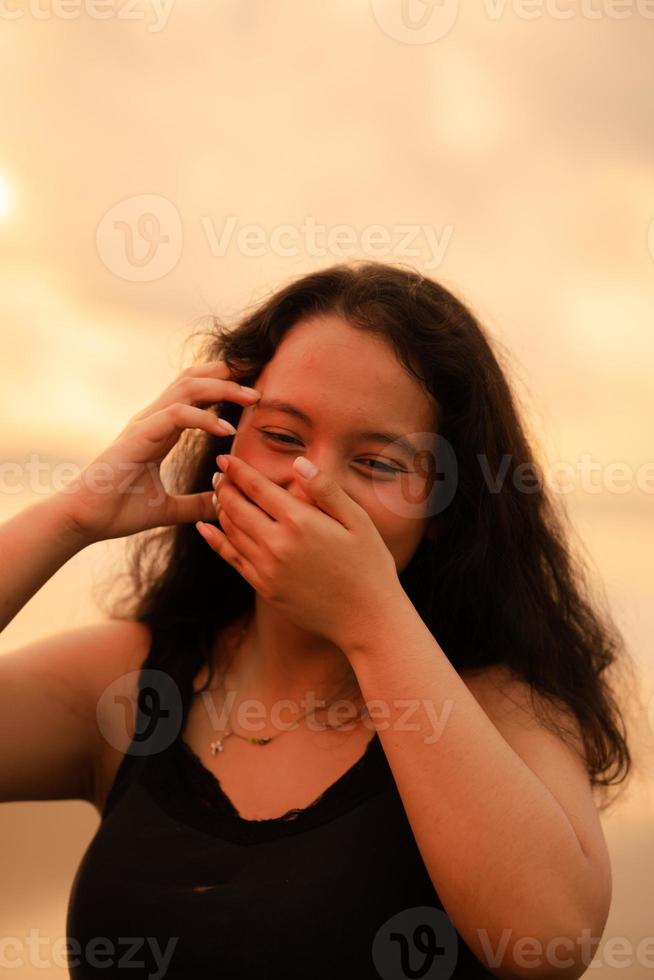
xmin=227 ymin=313 xmax=439 ymax=575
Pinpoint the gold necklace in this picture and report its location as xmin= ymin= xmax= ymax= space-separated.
xmin=209 ymin=678 xmax=368 ymax=754
xmin=208 ymin=618 xmax=368 ymax=755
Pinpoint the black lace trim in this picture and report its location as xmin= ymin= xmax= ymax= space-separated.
xmin=140 ymin=728 xmax=392 ymax=845
xmin=101 ymin=622 xmax=393 ymax=843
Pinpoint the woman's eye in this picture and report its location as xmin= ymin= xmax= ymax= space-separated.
xmin=259 ymin=431 xmax=403 ymax=475
xmin=261 ymin=431 xmax=301 ymax=447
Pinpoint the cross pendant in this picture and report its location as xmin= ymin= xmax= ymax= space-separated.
xmin=210 ymin=730 xmax=231 ymax=755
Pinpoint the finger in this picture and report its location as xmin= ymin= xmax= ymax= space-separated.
xmin=174 ymin=376 xmax=261 ymax=409
xmin=216 ymin=506 xmax=261 ymax=568
xmin=166 ymin=489 xmax=219 ymax=526
xmin=218 ymin=477 xmax=276 ymax=543
xmin=136 ymin=377 xmax=260 ymax=421
xmin=181 ymin=358 xmax=253 ymax=381
xmin=136 ymin=362 xmax=231 ymax=415
xmin=195 ymin=521 xmax=263 ymax=591
xmin=180 ymin=359 xmax=233 ymax=379
xmin=216 ymin=454 xmax=306 ymax=524
xmin=290 ymin=457 xmax=365 ymax=530
xmin=129 ymin=405 xmax=235 ymax=462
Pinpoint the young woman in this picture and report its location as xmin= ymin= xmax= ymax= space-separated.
xmin=0 ymin=261 xmax=633 ymax=979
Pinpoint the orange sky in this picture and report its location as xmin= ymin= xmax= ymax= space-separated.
xmin=1 ymin=2 xmax=653 ymax=974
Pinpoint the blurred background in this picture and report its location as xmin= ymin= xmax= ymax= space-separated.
xmin=1 ymin=1 xmax=653 ymax=975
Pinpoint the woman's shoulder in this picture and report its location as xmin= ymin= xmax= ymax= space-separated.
xmin=459 ymin=661 xmax=612 ymax=920
xmin=460 ymin=662 xmax=584 ymax=750
xmin=86 ymin=618 xmax=154 ymax=746
xmin=88 ymin=619 xmax=154 ymax=814
xmin=87 ymin=618 xmax=154 ymax=679
xmin=460 ymin=663 xmax=594 ymax=814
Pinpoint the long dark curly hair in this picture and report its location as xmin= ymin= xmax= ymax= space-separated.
xmin=96 ymin=259 xmax=636 ymax=812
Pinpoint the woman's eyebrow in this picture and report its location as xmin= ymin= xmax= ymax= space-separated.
xmin=253 ymin=398 xmax=419 ymax=458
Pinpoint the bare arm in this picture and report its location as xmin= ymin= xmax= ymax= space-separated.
xmin=0 ymin=493 xmax=89 ymax=635
xmin=343 ymin=593 xmax=611 ymax=980
xmin=0 ymin=359 xmax=259 ymax=806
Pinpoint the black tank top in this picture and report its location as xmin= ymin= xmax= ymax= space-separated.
xmin=66 ymin=635 xmax=497 ymax=979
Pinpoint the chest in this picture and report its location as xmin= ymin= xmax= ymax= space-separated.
xmin=180 ymin=695 xmax=377 ymax=821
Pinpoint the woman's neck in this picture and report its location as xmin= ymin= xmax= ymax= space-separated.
xmin=222 ymin=597 xmax=357 ymax=707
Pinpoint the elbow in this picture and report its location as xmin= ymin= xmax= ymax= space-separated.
xmin=467 ymin=864 xmax=612 ymax=980
xmin=503 ymin=868 xmax=612 ymax=979
xmin=492 ymin=956 xmax=591 ymax=980
xmin=486 ymin=947 xmax=592 ymax=980
xmin=482 ymin=915 xmax=608 ymax=980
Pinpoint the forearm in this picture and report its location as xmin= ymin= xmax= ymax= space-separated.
xmin=0 ymin=493 xmax=88 ymax=634
xmin=343 ymin=594 xmax=597 ymax=979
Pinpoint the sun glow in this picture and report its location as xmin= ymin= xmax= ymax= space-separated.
xmin=0 ymin=171 xmax=13 ymax=220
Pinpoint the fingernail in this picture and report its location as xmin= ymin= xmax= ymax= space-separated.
xmin=240 ymin=386 xmax=261 ymax=398
xmin=211 ymin=493 xmax=218 ymax=507
xmin=294 ymin=456 xmax=318 ymax=479
xmin=216 ymin=418 xmax=236 ymax=434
